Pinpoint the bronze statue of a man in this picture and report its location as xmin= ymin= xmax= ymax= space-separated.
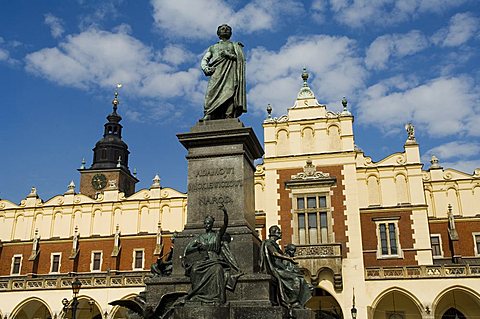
xmin=260 ymin=226 xmax=312 ymax=311
xmin=201 ymin=24 xmax=246 ymax=120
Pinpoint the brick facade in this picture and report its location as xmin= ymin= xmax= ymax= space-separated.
xmin=360 ymin=209 xmax=417 ymax=267
xmin=0 ymin=235 xmax=175 ymax=276
xmin=429 ymin=219 xmax=480 ymax=258
xmin=276 ymin=165 xmax=347 ymax=253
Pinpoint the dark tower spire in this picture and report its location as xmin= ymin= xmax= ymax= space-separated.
xmin=91 ymin=89 xmax=129 ymax=170
xmin=79 ymin=85 xmax=138 ymax=198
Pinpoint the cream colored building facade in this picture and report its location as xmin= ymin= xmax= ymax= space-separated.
xmin=0 ymin=181 xmax=187 ymax=319
xmin=1 ymin=73 xmax=480 ymax=319
xmin=254 ymin=72 xmax=480 ymax=318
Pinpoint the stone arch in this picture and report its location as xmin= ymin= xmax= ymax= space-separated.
xmin=52 ymin=210 xmax=68 ymax=238
xmin=140 ymin=205 xmax=154 ymax=233
xmin=13 ymin=213 xmax=28 ymax=240
xmin=11 ymin=297 xmax=53 ymax=319
xmin=425 ymin=188 xmax=435 ymax=217
xmin=276 ymin=129 xmax=289 ymax=156
xmin=327 ymin=124 xmax=341 ymax=151
xmin=33 ymin=211 xmax=50 ymax=239
xmin=367 ymin=174 xmax=381 ymax=206
xmin=432 ymin=285 xmax=480 ymax=319
xmin=394 ymin=173 xmax=409 ymax=204
xmin=301 ymin=126 xmax=315 ymax=153
xmin=446 ymin=187 xmax=461 ymax=216
xmin=109 ymin=293 xmax=139 ymax=319
xmin=92 ymin=208 xmax=109 ymax=235
xmin=61 ymin=295 xmax=103 ymax=319
xmin=371 ymin=287 xmax=423 ymax=319
xmin=254 ymin=182 xmax=265 ymax=212
xmin=306 ymin=286 xmax=343 ymax=318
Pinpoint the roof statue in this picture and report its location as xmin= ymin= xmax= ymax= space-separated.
xmin=201 ymin=24 xmax=246 ymax=120
xmin=405 ymin=122 xmax=416 ymax=143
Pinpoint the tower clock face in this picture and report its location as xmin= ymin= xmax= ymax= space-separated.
xmin=91 ymin=173 xmax=107 ymax=190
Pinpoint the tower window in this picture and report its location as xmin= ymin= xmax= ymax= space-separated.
xmin=133 ymin=249 xmax=144 ymax=270
xmin=11 ymin=255 xmax=22 ymax=275
xmin=374 ymin=219 xmax=402 ymax=258
xmin=294 ymin=194 xmax=331 ymax=244
xmin=101 ymin=149 xmax=107 ymax=159
xmin=91 ymin=251 xmax=103 ymax=272
xmin=50 ymin=253 xmax=61 ymax=273
xmin=431 ymin=235 xmax=443 ymax=257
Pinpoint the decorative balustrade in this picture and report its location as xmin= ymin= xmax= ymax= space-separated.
xmin=295 ymin=243 xmax=342 ymax=259
xmin=366 ymin=265 xmax=480 ymax=280
xmin=0 ymin=272 xmax=148 ymax=291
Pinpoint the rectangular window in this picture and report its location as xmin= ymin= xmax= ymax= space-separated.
xmin=11 ymin=255 xmax=22 ymax=275
xmin=474 ymin=234 xmax=480 ymax=256
xmin=376 ymin=220 xmax=401 ymax=257
xmin=91 ymin=251 xmax=102 ymax=272
xmin=134 ymin=250 xmax=144 ymax=270
xmin=50 ymin=253 xmax=61 ymax=273
xmin=294 ymin=193 xmax=331 ymax=245
xmin=431 ymin=235 xmax=442 ymax=257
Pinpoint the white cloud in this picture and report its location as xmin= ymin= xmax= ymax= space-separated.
xmin=78 ymin=1 xmax=121 ymax=30
xmin=44 ymin=13 xmax=65 ymax=39
xmin=150 ymin=0 xmax=304 ymax=39
xmin=432 ymin=12 xmax=479 ymax=47
xmin=0 ymin=37 xmax=20 ymax=65
xmin=160 ymin=44 xmax=195 ymax=66
xmin=326 ymin=0 xmax=467 ymax=28
xmin=25 ymin=28 xmax=203 ymax=104
xmin=311 ymin=0 xmax=327 ymax=23
xmin=247 ymin=35 xmax=366 ymax=115
xmin=358 ymin=76 xmax=479 ymax=137
xmin=0 ymin=48 xmax=9 ymax=62
xmin=424 ymin=142 xmax=480 ymax=160
xmin=442 ymin=160 xmax=480 ymax=174
xmin=365 ymin=30 xmax=429 ymax=70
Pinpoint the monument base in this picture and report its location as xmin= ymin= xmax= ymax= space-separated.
xmin=145 ymin=273 xmax=315 ymax=319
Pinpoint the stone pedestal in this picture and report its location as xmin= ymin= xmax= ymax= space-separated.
xmin=143 ymin=119 xmax=315 ymax=319
xmin=174 ymin=118 xmax=264 ymax=275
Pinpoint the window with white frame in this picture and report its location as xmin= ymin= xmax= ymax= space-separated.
xmin=91 ymin=251 xmax=103 ymax=272
xmin=375 ymin=219 xmax=401 ymax=258
xmin=133 ymin=249 xmax=144 ymax=270
xmin=294 ymin=193 xmax=331 ymax=244
xmin=473 ymin=233 xmax=480 ymax=256
xmin=11 ymin=255 xmax=22 ymax=275
xmin=50 ymin=253 xmax=62 ymax=273
xmin=430 ymin=234 xmax=443 ymax=257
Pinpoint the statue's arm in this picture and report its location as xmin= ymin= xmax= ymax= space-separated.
xmin=219 ymin=205 xmax=228 ymax=237
xmin=201 ymin=50 xmax=215 ymax=76
xmin=272 ymin=251 xmax=297 ymax=264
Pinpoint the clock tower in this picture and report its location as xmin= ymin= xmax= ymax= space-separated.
xmin=79 ymin=90 xmax=138 ymax=198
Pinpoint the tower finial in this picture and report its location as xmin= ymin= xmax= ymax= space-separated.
xmin=301 ymin=67 xmax=309 ymax=87
xmin=266 ymin=104 xmax=272 ymax=118
xmin=112 ymin=83 xmax=122 ymax=113
xmin=342 ymin=97 xmax=348 ymax=111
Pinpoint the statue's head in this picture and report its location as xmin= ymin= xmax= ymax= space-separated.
xmin=217 ymin=24 xmax=232 ymax=40
xmin=285 ymin=243 xmax=296 ymax=257
xmin=268 ymin=225 xmax=282 ymax=239
xmin=204 ymin=215 xmax=215 ymax=231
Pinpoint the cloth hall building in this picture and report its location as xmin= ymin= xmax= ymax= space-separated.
xmin=0 ymin=73 xmax=479 ymax=319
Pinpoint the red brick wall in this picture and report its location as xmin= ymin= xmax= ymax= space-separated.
xmin=0 ymin=244 xmax=29 ymax=275
xmin=361 ymin=209 xmax=417 ymax=267
xmin=429 ymin=219 xmax=480 ymax=258
xmin=276 ymin=165 xmax=347 ymax=254
xmin=0 ymin=235 xmax=173 ymax=276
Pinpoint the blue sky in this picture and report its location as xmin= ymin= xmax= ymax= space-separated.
xmin=1 ymin=0 xmax=479 ymax=203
